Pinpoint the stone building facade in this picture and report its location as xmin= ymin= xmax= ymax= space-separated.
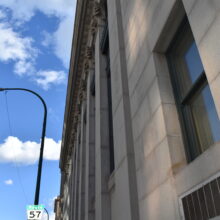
xmin=57 ymin=0 xmax=220 ymax=219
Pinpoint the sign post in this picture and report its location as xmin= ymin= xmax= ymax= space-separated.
xmin=26 ymin=205 xmax=44 ymax=220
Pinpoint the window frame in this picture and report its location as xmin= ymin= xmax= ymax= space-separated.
xmin=166 ymin=17 xmax=213 ymax=162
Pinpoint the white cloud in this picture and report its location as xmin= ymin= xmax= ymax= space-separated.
xmin=41 ymin=31 xmax=53 ymax=47
xmin=53 ymin=15 xmax=74 ymax=68
xmin=0 ymin=9 xmax=7 ymax=19
xmin=0 ymin=0 xmax=74 ymax=21
xmin=0 ymin=21 xmax=37 ymax=75
xmin=0 ymin=0 xmax=76 ymax=68
xmin=34 ymin=70 xmax=66 ymax=90
xmin=0 ymin=136 xmax=61 ymax=165
xmin=48 ymin=197 xmax=57 ymax=209
xmin=0 ymin=20 xmax=65 ymax=89
xmin=49 ymin=212 xmax=55 ymax=220
xmin=4 ymin=179 xmax=13 ymax=185
xmin=0 ymin=0 xmax=75 ymax=86
xmin=14 ymin=60 xmax=36 ymax=76
xmin=0 ymin=19 xmax=66 ymax=89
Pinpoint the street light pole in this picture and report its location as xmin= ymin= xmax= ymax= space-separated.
xmin=0 ymin=88 xmax=47 ymax=205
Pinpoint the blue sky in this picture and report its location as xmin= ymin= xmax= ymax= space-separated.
xmin=0 ymin=0 xmax=76 ymax=219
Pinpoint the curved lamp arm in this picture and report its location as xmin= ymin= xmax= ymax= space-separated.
xmin=0 ymin=88 xmax=47 ymax=205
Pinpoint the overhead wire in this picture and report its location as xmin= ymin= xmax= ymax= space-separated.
xmin=4 ymin=91 xmax=30 ymax=204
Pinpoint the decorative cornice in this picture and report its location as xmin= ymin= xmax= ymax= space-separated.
xmin=94 ymin=1 xmax=106 ymax=22
xmin=94 ymin=1 xmax=102 ymax=16
xmin=84 ymin=60 xmax=89 ymax=70
xmin=85 ymin=46 xmax=93 ymax=60
xmin=90 ymin=16 xmax=98 ymax=35
xmin=60 ymin=0 xmax=93 ymax=171
xmin=60 ymin=0 xmax=102 ymax=171
xmin=64 ymin=158 xmax=72 ymax=175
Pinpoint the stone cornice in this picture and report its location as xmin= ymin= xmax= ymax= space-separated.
xmin=60 ymin=0 xmax=94 ymax=171
xmin=60 ymin=0 xmax=106 ymax=172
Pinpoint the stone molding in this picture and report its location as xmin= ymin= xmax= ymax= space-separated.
xmin=60 ymin=0 xmax=105 ymax=172
xmin=60 ymin=0 xmax=93 ymax=170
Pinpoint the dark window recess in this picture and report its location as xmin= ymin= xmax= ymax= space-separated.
xmin=78 ymin=131 xmax=81 ymax=145
xmin=167 ymin=17 xmax=220 ymax=162
xmin=101 ymin=22 xmax=115 ymax=173
xmin=83 ymin=108 xmax=87 ymax=124
xmin=182 ymin=176 xmax=220 ymax=220
xmin=90 ymin=73 xmax=95 ymax=96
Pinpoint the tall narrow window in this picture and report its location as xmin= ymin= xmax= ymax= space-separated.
xmin=100 ymin=20 xmax=115 ymax=173
xmin=167 ymin=17 xmax=220 ymax=161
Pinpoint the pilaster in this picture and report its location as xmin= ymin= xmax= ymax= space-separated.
xmin=85 ymin=70 xmax=96 ymax=220
xmin=95 ymin=19 xmax=111 ymax=220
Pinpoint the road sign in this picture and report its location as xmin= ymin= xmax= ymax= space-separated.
xmin=26 ymin=205 xmax=44 ymax=220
